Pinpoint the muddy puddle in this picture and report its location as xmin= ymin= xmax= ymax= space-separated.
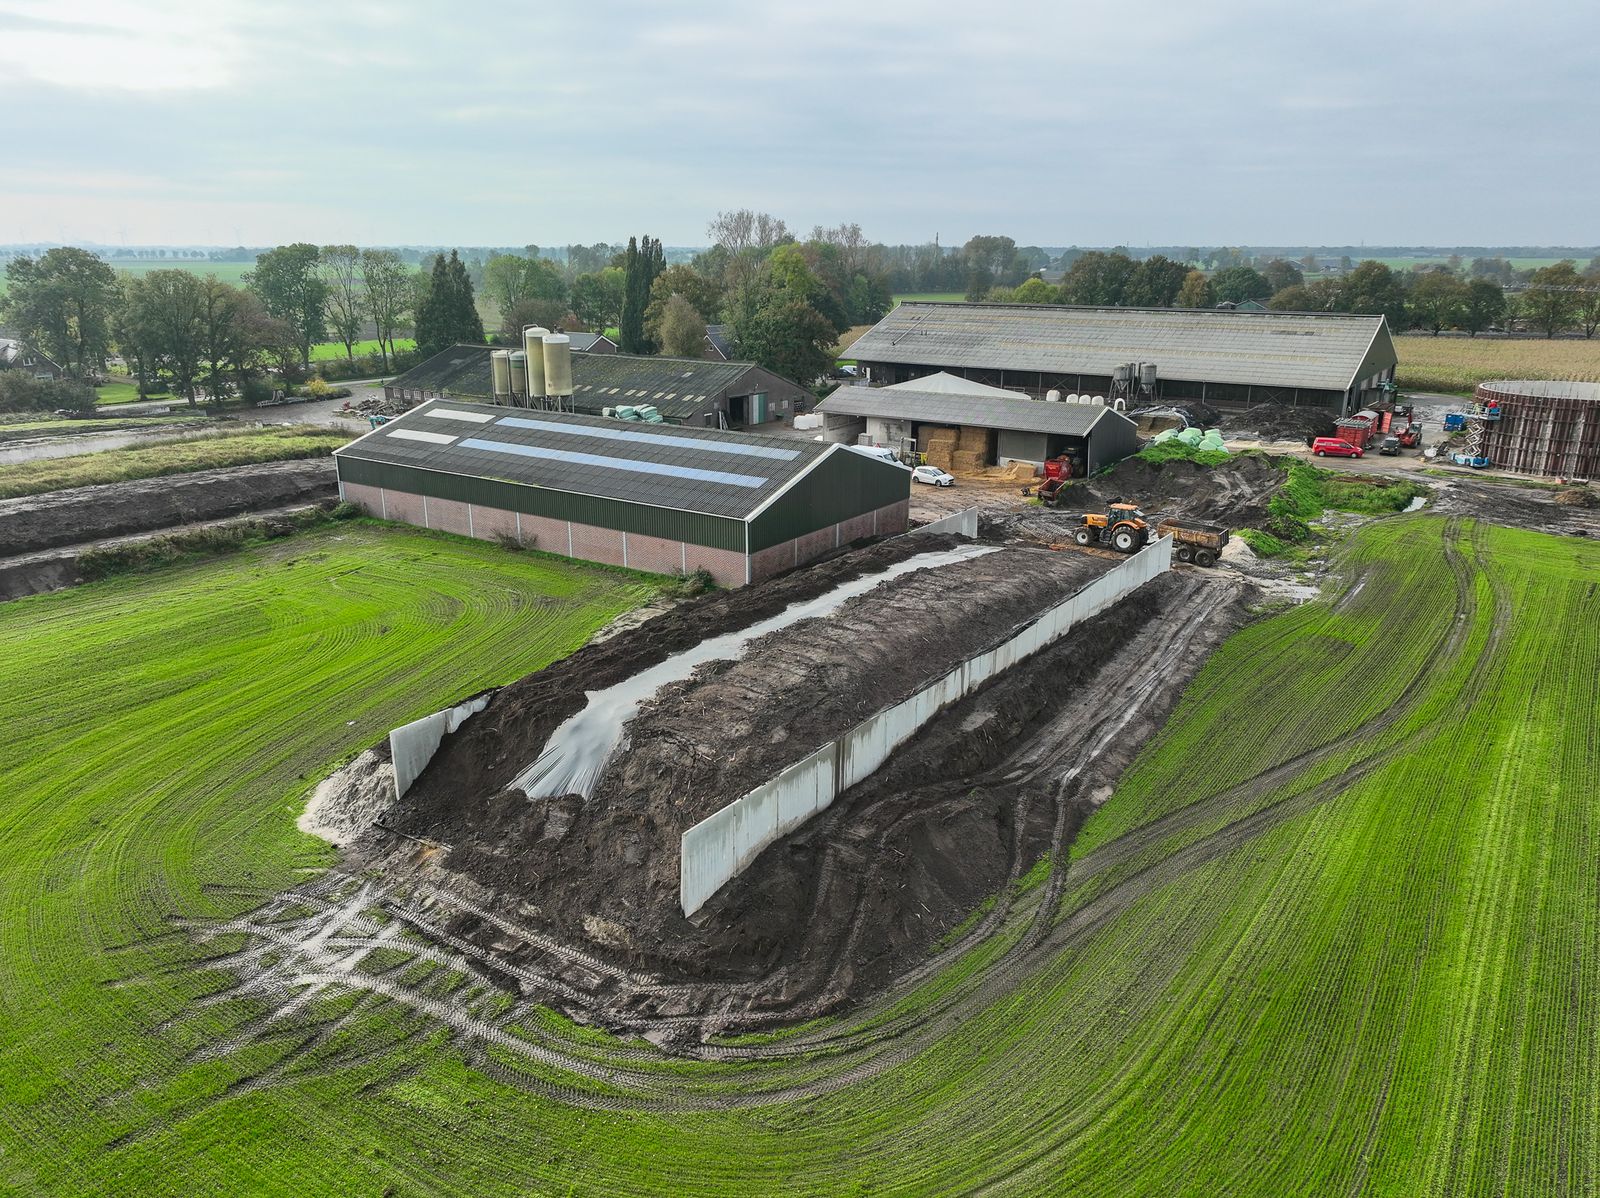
xmin=513 ymin=542 xmax=1000 ymax=799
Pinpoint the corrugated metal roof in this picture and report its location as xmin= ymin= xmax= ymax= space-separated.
xmin=385 ymin=346 xmax=772 ymax=419
xmin=847 ymin=302 xmax=1394 ymax=391
xmin=817 ymin=385 xmax=1128 ymax=437
xmin=336 ymin=399 xmax=831 ymax=519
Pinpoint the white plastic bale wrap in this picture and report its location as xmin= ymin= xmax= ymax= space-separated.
xmin=389 ymin=695 xmax=492 ymax=802
xmin=679 ymin=537 xmax=1173 ymax=915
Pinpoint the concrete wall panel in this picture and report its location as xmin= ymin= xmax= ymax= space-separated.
xmin=519 ymin=513 xmax=570 ymax=555
xmin=469 ymin=504 xmax=518 ymax=543
xmin=913 ymin=508 xmax=979 ymax=538
xmin=342 ymin=481 xmax=385 ymax=515
xmin=382 ymin=488 xmax=425 ymax=525
xmin=748 ymin=540 xmax=794 ymax=584
xmin=389 ymin=694 xmax=491 ymax=801
xmin=425 ymin=496 xmax=473 ymax=537
xmin=625 ymin=531 xmax=687 ymax=576
xmin=680 ymin=536 xmax=1172 ymax=914
xmin=794 ymin=526 xmax=838 ymax=569
xmin=684 ymin=544 xmax=748 ymax=589
xmin=569 ymin=521 xmax=626 ymax=567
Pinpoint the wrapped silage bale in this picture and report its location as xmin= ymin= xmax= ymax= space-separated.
xmin=1177 ymin=427 xmax=1205 ymax=447
xmin=1153 ymin=428 xmax=1179 ymax=443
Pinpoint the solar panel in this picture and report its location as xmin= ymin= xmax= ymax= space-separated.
xmin=459 ymin=438 xmax=770 ymax=488
xmin=494 ymin=416 xmax=800 ymax=461
xmin=387 ymin=428 xmax=458 ymax=445
xmin=421 ymin=408 xmax=496 ymax=424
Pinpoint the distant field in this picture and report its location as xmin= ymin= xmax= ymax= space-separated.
xmin=893 ymin=292 xmax=964 ymax=304
xmin=309 ymin=338 xmax=415 ymax=362
xmin=0 ymin=414 xmax=203 ymax=443
xmin=0 ymin=258 xmax=255 ymax=295
xmin=1395 ymin=333 xmax=1600 ymax=393
xmin=0 ymin=425 xmax=347 ymax=499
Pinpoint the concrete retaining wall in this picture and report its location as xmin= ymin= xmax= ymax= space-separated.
xmin=679 ymin=536 xmax=1173 ymax=915
xmin=390 ymin=694 xmax=492 ymax=801
xmin=912 ymin=507 xmax=979 ymax=538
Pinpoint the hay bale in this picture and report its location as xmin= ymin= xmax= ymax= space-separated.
xmin=1555 ymin=486 xmax=1597 ymax=508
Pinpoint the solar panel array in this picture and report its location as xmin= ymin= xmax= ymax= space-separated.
xmin=342 ymin=400 xmax=830 ymax=519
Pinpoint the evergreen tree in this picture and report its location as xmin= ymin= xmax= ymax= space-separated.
xmin=620 ymin=235 xmax=666 ymax=354
xmin=619 ymin=237 xmax=645 ymax=353
xmin=415 ymin=250 xmax=484 ymax=357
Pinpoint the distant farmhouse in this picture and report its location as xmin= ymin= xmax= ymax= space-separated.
xmin=845 ymin=301 xmax=1397 ymax=414
xmin=0 ymin=337 xmax=64 ymax=379
xmin=703 ymin=325 xmax=735 ymax=361
xmin=384 ymin=346 xmax=810 ymax=430
xmin=562 ymin=331 xmax=617 ymax=354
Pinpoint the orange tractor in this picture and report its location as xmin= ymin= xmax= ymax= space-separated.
xmin=1072 ymin=501 xmax=1150 ymax=553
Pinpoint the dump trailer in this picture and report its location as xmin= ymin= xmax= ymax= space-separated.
xmin=1156 ymin=519 xmax=1229 ymax=567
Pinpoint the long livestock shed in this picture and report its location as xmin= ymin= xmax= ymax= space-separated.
xmin=817 ymin=372 xmax=1140 ymax=475
xmin=335 ymin=400 xmax=911 ymax=587
xmin=846 ymin=301 xmax=1398 ymax=413
xmin=383 ymin=345 xmax=811 ymax=429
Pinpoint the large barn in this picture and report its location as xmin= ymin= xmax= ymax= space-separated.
xmin=383 ymin=345 xmax=810 ymax=430
xmin=335 ymin=400 xmax=911 ymax=587
xmin=846 ymin=302 xmax=1398 ymax=414
xmin=817 ymin=372 xmax=1141 ymax=476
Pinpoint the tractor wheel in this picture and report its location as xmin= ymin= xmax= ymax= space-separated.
xmin=1175 ymin=544 xmax=1194 ymax=563
xmin=1073 ymin=527 xmax=1093 ymax=547
xmin=1112 ymin=527 xmax=1139 ymax=553
xmin=1195 ymin=549 xmax=1217 ymax=568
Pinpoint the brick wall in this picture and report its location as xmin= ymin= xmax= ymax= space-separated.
xmin=340 ymin=485 xmax=909 ymax=589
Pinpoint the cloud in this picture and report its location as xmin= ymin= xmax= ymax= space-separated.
xmin=0 ymin=0 xmax=1595 ymax=245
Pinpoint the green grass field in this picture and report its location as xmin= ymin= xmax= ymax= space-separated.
xmin=0 ymin=425 xmax=349 ymax=498
xmin=0 ymin=514 xmax=1595 ymax=1194
xmin=0 ymin=259 xmax=256 ymax=296
xmin=892 ymin=292 xmax=965 ymax=304
xmin=0 ymin=414 xmax=205 ymax=443
xmin=96 ymin=381 xmax=174 ymax=404
xmin=309 ymin=338 xmax=415 ymax=362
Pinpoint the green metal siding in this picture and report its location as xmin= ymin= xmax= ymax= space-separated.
xmin=337 ymin=456 xmax=746 ymax=550
xmin=1086 ymin=414 xmax=1141 ymax=474
xmin=747 ymin=449 xmax=911 ymax=552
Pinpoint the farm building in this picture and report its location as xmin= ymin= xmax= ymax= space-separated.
xmin=817 ymin=373 xmax=1141 ymax=476
xmin=0 ymin=337 xmax=64 ymax=379
xmin=846 ymin=301 xmax=1398 ymax=414
xmin=383 ymin=345 xmax=808 ymax=429
xmin=704 ymin=325 xmax=735 ymax=360
xmin=335 ymin=400 xmax=911 ymax=587
xmin=1473 ymin=380 xmax=1600 ymax=479
xmin=563 ymin=331 xmax=617 ymax=354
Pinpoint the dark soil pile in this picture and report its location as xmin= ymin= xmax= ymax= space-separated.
xmin=0 ymin=458 xmax=336 ymax=556
xmin=1044 ymin=452 xmax=1289 ymax=530
xmin=1224 ymin=403 xmax=1338 ymax=444
xmin=384 ymin=544 xmax=1106 ymax=971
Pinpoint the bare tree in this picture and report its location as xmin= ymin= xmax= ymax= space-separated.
xmin=360 ymin=250 xmax=414 ymax=370
xmin=319 ymin=245 xmax=365 ymax=361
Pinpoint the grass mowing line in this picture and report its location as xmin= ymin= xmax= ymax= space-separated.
xmin=0 ymin=425 xmax=348 ymax=498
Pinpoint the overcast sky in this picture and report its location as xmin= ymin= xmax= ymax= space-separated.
xmin=1 ymin=0 xmax=1595 ymax=249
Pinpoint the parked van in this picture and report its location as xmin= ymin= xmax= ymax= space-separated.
xmin=1311 ymin=436 xmax=1363 ymax=459
xmin=847 ymin=444 xmax=904 ymax=467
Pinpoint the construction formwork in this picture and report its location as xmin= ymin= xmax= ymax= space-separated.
xmin=1477 ymin=380 xmax=1600 ymax=480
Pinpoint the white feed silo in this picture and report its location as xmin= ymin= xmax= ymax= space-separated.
xmin=543 ymin=334 xmax=573 ymax=402
xmin=523 ymin=326 xmax=549 ymax=399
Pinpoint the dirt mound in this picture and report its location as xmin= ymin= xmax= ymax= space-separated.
xmin=1555 ymin=485 xmax=1597 ymax=508
xmin=382 ymin=545 xmax=1107 ymax=973
xmin=0 ymin=458 xmax=337 ymax=556
xmin=343 ymin=563 xmax=1249 ymax=1033
xmin=1043 ymin=452 xmax=1288 ymax=530
xmin=1224 ymin=403 xmax=1338 ymax=444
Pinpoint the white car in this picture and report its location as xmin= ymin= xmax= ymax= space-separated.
xmin=912 ymin=465 xmax=954 ymax=487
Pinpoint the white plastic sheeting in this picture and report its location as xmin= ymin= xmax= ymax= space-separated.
xmin=679 ymin=537 xmax=1172 ymax=916
xmin=911 ymin=508 xmax=979 ymax=538
xmin=389 ymin=694 xmax=492 ymax=801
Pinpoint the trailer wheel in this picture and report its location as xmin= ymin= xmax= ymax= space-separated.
xmin=1175 ymin=544 xmax=1193 ymax=562
xmin=1111 ymin=527 xmax=1139 ymax=553
xmin=1195 ymin=549 xmax=1217 ymax=568
xmin=1073 ymin=527 xmax=1093 ymax=547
